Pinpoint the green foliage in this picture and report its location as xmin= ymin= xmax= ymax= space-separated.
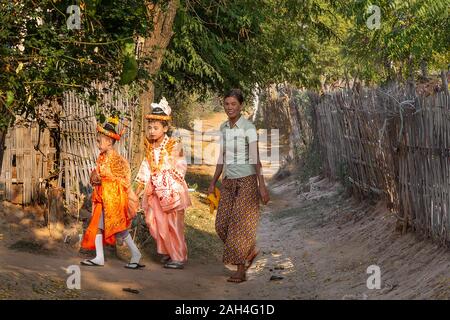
xmin=336 ymin=0 xmax=450 ymax=84
xmin=167 ymin=92 xmax=222 ymax=130
xmin=0 ymin=0 xmax=154 ymax=130
xmin=157 ymin=0 xmax=261 ymax=97
xmin=156 ymin=0 xmax=339 ymax=99
xmin=1 ymin=0 xmax=447 ymax=132
xmin=120 ymin=41 xmax=139 ymax=85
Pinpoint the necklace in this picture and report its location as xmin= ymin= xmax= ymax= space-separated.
xmin=146 ymin=135 xmax=175 ymax=173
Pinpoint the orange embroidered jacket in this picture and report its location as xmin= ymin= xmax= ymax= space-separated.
xmin=81 ymin=150 xmax=134 ymax=250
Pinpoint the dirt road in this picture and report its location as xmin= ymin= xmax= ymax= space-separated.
xmin=1 ymin=112 xmax=449 ymax=300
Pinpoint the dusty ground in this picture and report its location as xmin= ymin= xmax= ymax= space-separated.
xmin=0 ymin=112 xmax=449 ymax=300
xmin=237 ymin=175 xmax=450 ymax=299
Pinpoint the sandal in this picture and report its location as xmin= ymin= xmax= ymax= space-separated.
xmin=164 ymin=261 xmax=184 ymax=269
xmin=227 ymin=275 xmax=247 ymax=283
xmin=80 ymin=259 xmax=104 ymax=267
xmin=124 ymin=262 xmax=146 ymax=270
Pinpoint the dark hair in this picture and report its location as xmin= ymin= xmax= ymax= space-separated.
xmin=102 ymin=122 xmax=117 ymax=145
xmin=149 ymin=107 xmax=169 ymax=127
xmin=103 ymin=122 xmax=117 ymax=134
xmin=151 ymin=107 xmax=167 ymax=116
xmin=224 ymin=88 xmax=244 ymax=104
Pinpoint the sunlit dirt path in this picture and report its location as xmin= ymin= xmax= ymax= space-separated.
xmin=1 ymin=112 xmax=449 ymax=300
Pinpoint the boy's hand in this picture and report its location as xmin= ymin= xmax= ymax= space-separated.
xmin=90 ymin=169 xmax=101 ymax=186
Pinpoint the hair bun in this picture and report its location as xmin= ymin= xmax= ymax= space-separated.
xmin=151 ymin=107 xmax=167 ymax=116
xmin=151 ymin=97 xmax=171 ymax=116
xmin=103 ymin=122 xmax=117 ymax=134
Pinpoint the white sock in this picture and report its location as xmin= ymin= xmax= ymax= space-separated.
xmin=124 ymin=234 xmax=142 ymax=264
xmin=90 ymin=234 xmax=105 ymax=265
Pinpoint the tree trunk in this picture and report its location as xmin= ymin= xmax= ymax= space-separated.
xmin=420 ymin=59 xmax=429 ymax=80
xmin=0 ymin=128 xmax=7 ymax=177
xmin=407 ymin=55 xmax=416 ymax=97
xmin=131 ymin=0 xmax=180 ymax=171
xmin=440 ymin=70 xmax=449 ymax=96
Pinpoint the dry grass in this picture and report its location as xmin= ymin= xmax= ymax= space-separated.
xmin=185 ymin=193 xmax=222 ymax=262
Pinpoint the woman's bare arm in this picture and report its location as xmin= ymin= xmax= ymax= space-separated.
xmin=251 ymin=141 xmax=269 ymax=204
xmin=209 ymin=147 xmax=224 ymax=194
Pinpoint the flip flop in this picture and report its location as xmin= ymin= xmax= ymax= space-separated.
xmin=227 ymin=275 xmax=247 ymax=283
xmin=164 ymin=261 xmax=184 ymax=269
xmin=245 ymin=249 xmax=260 ymax=271
xmin=124 ymin=262 xmax=146 ymax=270
xmin=80 ymin=259 xmax=103 ymax=267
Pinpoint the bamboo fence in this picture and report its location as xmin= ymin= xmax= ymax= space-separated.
xmin=315 ymin=88 xmax=450 ymax=244
xmin=0 ymin=83 xmax=138 ymax=211
xmin=59 ymin=83 xmax=137 ymax=208
xmin=0 ymin=123 xmax=56 ymax=204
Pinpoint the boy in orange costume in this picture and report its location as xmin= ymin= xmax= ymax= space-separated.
xmin=80 ymin=119 xmax=143 ymax=269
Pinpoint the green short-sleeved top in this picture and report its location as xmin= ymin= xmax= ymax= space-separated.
xmin=220 ymin=115 xmax=258 ymax=179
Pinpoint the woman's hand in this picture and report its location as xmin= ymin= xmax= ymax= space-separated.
xmin=259 ymin=184 xmax=270 ymax=205
xmin=90 ymin=169 xmax=102 ymax=186
xmin=208 ymin=181 xmax=217 ymax=195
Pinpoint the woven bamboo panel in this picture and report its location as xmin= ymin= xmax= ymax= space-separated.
xmin=316 ymin=88 xmax=449 ymax=244
xmin=0 ymin=124 xmax=56 ymax=204
xmin=59 ymin=83 xmax=138 ymax=208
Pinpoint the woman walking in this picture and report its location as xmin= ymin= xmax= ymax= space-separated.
xmin=209 ymin=89 xmax=270 ymax=283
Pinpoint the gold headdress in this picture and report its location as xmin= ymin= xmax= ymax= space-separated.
xmin=145 ymin=97 xmax=172 ymax=121
xmin=96 ymin=116 xmax=126 ymax=141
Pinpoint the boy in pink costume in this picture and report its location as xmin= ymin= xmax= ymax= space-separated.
xmin=134 ymin=97 xmax=191 ymax=269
